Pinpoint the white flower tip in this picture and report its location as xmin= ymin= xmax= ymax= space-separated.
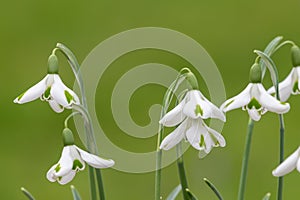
xmin=272 ymin=169 xmax=280 ymax=177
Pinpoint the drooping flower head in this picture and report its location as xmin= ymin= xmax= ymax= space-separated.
xmin=268 ymin=45 xmax=300 ymax=101
xmin=272 ymin=146 xmax=300 ymax=177
xmin=47 ymin=128 xmax=114 ymax=185
xmin=221 ymin=63 xmax=290 ymax=121
xmin=14 ymin=54 xmax=80 ymax=113
xmin=159 ymin=71 xmax=226 ymax=158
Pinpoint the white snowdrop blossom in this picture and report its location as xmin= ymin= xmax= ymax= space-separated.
xmin=268 ymin=67 xmax=300 ymax=101
xmin=220 ymin=83 xmax=290 ymax=121
xmin=14 ymin=74 xmax=80 ymax=113
xmin=159 ymin=89 xmax=226 ymax=157
xmin=272 ymin=146 xmax=300 ymax=177
xmin=47 ymin=145 xmax=115 ymax=185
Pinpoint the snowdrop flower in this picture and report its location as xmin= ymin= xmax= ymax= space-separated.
xmin=159 ymin=72 xmax=226 ymax=157
xmin=268 ymin=46 xmax=300 ymax=101
xmin=14 ymin=54 xmax=80 ymax=113
xmin=47 ymin=128 xmax=114 ymax=185
xmin=272 ymin=146 xmax=300 ymax=177
xmin=160 ymin=118 xmax=226 ymax=158
xmin=221 ymin=63 xmax=290 ymax=121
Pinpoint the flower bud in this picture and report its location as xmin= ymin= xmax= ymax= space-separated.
xmin=249 ymin=63 xmax=262 ymax=83
xmin=62 ymin=128 xmax=74 ymax=146
xmin=291 ymin=45 xmax=300 ymax=67
xmin=48 ymin=54 xmax=59 ymax=74
xmin=185 ymin=72 xmax=198 ymax=89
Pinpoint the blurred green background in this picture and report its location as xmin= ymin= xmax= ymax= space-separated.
xmin=2 ymin=0 xmax=300 ymax=199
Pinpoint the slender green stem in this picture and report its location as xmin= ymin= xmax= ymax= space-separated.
xmin=176 ymin=143 xmax=189 ymax=200
xmin=56 ymin=44 xmax=104 ymax=200
xmin=88 ymin=166 xmax=97 ymax=200
xmin=272 ymin=40 xmax=295 ymax=55
xmin=203 ymin=178 xmax=223 ymax=200
xmin=64 ymin=112 xmax=80 ymax=128
xmin=155 ymin=74 xmax=186 ymax=200
xmin=238 ymin=119 xmax=254 ymax=200
xmin=277 ymin=114 xmax=285 ymax=200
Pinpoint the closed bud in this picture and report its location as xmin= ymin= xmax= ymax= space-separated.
xmin=62 ymin=128 xmax=74 ymax=146
xmin=48 ymin=54 xmax=59 ymax=74
xmin=291 ymin=45 xmax=300 ymax=67
xmin=249 ymin=63 xmax=262 ymax=83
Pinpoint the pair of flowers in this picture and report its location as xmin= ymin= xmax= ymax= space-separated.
xmin=159 ymin=63 xmax=297 ymax=156
xmin=14 ymin=54 xmax=114 ymax=185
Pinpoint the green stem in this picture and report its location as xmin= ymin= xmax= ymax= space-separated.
xmin=155 ymin=73 xmax=186 ymax=200
xmin=56 ymin=44 xmax=104 ymax=200
xmin=238 ymin=119 xmax=254 ymax=200
xmin=277 ymin=114 xmax=285 ymax=200
xmin=88 ymin=166 xmax=97 ymax=200
xmin=176 ymin=143 xmax=189 ymax=200
xmin=271 ymin=40 xmax=295 ymax=55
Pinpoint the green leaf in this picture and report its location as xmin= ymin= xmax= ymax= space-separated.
xmin=70 ymin=185 xmax=82 ymax=200
xmin=21 ymin=187 xmax=35 ymax=200
xmin=262 ymin=192 xmax=271 ymax=200
xmin=254 ymin=50 xmax=279 ymax=99
xmin=203 ymin=178 xmax=223 ymax=200
xmin=185 ymin=188 xmax=198 ymax=200
xmin=166 ymin=185 xmax=182 ymax=200
xmin=261 ymin=36 xmax=283 ymax=78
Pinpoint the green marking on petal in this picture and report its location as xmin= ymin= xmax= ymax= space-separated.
xmin=247 ymin=98 xmax=261 ymax=109
xmin=44 ymin=87 xmax=51 ymax=99
xmin=224 ymin=99 xmax=234 ymax=108
xmin=293 ymin=81 xmax=299 ymax=93
xmin=200 ymin=135 xmax=206 ymax=148
xmin=194 ymin=104 xmax=203 ymax=116
xmin=64 ymin=90 xmax=74 ymax=104
xmin=55 ymin=164 xmax=61 ymax=172
xmin=72 ymin=159 xmax=84 ymax=170
xmin=17 ymin=92 xmax=25 ymax=101
xmin=58 ymin=176 xmax=62 ymax=181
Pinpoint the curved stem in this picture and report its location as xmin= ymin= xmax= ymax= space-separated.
xmin=176 ymin=143 xmax=189 ymax=200
xmin=272 ymin=40 xmax=295 ymax=55
xmin=56 ymin=43 xmax=104 ymax=200
xmin=238 ymin=119 xmax=254 ymax=200
xmin=64 ymin=112 xmax=80 ymax=128
xmin=155 ymin=74 xmax=186 ymax=200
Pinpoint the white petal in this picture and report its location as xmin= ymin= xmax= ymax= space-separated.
xmin=159 ymin=100 xmax=186 ymax=127
xmin=49 ymin=100 xmax=64 ymax=113
xmin=57 ymin=171 xmax=76 ymax=185
xmin=206 ymin=125 xmax=226 ymax=147
xmin=272 ymin=147 xmax=300 ymax=177
xmin=183 ymin=90 xmax=206 ymax=119
xmin=46 ymin=165 xmax=57 ymax=182
xmin=14 ymin=75 xmax=48 ymax=104
xmin=220 ymin=84 xmax=252 ymax=112
xmin=160 ymin=119 xmax=188 ymax=150
xmin=198 ymin=91 xmax=226 ymax=121
xmin=55 ymin=146 xmax=73 ymax=177
xmin=51 ymin=75 xmax=80 ymax=108
xmin=185 ymin=119 xmax=202 ymax=150
xmin=295 ymin=67 xmax=300 ymax=94
xmin=256 ymin=84 xmax=290 ymax=114
xmin=247 ymin=108 xmax=261 ymax=121
xmin=75 ymin=146 xmax=115 ymax=168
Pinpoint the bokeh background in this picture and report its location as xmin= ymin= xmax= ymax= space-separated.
xmin=2 ymin=0 xmax=300 ymax=199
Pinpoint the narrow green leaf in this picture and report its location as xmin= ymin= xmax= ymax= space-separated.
xmin=254 ymin=50 xmax=279 ymax=99
xmin=71 ymin=185 xmax=82 ymax=200
xmin=166 ymin=185 xmax=182 ymax=200
xmin=204 ymin=178 xmax=224 ymax=200
xmin=261 ymin=36 xmax=283 ymax=78
xmin=262 ymin=192 xmax=271 ymax=200
xmin=21 ymin=187 xmax=35 ymax=200
xmin=56 ymin=43 xmax=80 ymax=70
xmin=185 ymin=188 xmax=198 ymax=200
